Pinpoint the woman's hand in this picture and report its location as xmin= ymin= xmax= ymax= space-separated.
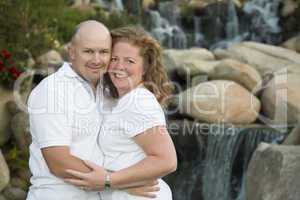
xmin=125 ymin=180 xmax=160 ymax=198
xmin=64 ymin=160 xmax=106 ymax=191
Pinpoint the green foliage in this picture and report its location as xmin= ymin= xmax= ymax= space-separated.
xmin=54 ymin=7 xmax=96 ymax=43
xmin=0 ymin=0 xmax=67 ymax=59
xmin=4 ymin=145 xmax=29 ymax=174
xmin=0 ymin=0 xmax=139 ymax=69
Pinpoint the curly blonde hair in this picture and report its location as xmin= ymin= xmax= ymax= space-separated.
xmin=104 ymin=26 xmax=173 ymax=105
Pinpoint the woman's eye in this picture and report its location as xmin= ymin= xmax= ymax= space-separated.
xmin=128 ymin=60 xmax=135 ymax=64
xmin=111 ymin=58 xmax=117 ymax=62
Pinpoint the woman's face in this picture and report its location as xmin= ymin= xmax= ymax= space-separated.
xmin=108 ymin=41 xmax=144 ymax=96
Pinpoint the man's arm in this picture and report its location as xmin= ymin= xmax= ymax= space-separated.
xmin=42 ymin=146 xmax=91 ymax=178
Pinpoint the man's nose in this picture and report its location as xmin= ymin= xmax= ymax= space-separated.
xmin=92 ymin=53 xmax=102 ymax=63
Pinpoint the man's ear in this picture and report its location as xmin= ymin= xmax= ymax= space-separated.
xmin=68 ymin=44 xmax=75 ymax=60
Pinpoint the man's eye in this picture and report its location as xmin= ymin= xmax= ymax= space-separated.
xmin=100 ymin=50 xmax=109 ymax=54
xmin=85 ymin=50 xmax=93 ymax=54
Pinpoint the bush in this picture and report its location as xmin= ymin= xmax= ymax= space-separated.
xmin=0 ymin=0 xmax=67 ymax=59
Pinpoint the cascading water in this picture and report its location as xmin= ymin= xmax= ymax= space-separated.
xmin=226 ymin=0 xmax=239 ymax=40
xmin=194 ymin=17 xmax=205 ymax=47
xmin=243 ymin=0 xmax=282 ymax=43
xmin=146 ymin=9 xmax=187 ymax=49
xmin=170 ymin=123 xmax=288 ymax=200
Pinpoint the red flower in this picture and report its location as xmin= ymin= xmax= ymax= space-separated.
xmin=0 ymin=65 xmax=4 ymax=72
xmin=0 ymin=60 xmax=3 ymax=67
xmin=9 ymin=66 xmax=21 ymax=80
xmin=1 ymin=49 xmax=11 ymax=59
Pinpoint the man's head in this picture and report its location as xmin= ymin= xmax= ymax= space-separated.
xmin=68 ymin=20 xmax=111 ymax=87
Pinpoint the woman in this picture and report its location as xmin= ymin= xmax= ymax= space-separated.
xmin=65 ymin=26 xmax=177 ymax=199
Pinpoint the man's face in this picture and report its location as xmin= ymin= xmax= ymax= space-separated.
xmin=69 ymin=33 xmax=111 ymax=86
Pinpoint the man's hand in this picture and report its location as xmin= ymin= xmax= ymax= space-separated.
xmin=64 ymin=160 xmax=106 ymax=191
xmin=125 ymin=180 xmax=160 ymax=198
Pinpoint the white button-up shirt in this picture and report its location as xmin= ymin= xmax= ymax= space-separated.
xmin=27 ymin=62 xmax=103 ymax=200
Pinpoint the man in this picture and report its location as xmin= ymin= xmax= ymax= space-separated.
xmin=26 ymin=20 xmax=157 ymax=200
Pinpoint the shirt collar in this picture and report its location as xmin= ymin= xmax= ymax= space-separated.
xmin=60 ymin=62 xmax=104 ymax=89
xmin=61 ymin=62 xmax=81 ymax=79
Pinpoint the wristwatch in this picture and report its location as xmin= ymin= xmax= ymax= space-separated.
xmin=104 ymin=171 xmax=111 ymax=190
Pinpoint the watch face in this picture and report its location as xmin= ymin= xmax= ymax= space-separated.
xmin=104 ymin=172 xmax=111 ymax=189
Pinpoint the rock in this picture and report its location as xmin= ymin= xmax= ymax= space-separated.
xmin=283 ymin=121 xmax=300 ymax=145
xmin=0 ymin=150 xmax=9 ymax=192
xmin=282 ymin=35 xmax=300 ymax=53
xmin=213 ymin=48 xmax=246 ymax=62
xmin=192 ymin=75 xmax=208 ymax=87
xmin=10 ymin=177 xmax=28 ymax=191
xmin=11 ymin=112 xmax=31 ymax=152
xmin=142 ymin=0 xmax=155 ymax=9
xmin=165 ymin=48 xmax=215 ymax=63
xmin=0 ymin=195 xmax=7 ymax=200
xmin=6 ymin=101 xmax=21 ymax=116
xmin=220 ymin=43 xmax=300 ymax=75
xmin=209 ymin=59 xmax=262 ymax=92
xmin=246 ymin=143 xmax=300 ymax=200
xmin=3 ymin=187 xmax=27 ymax=200
xmin=72 ymin=0 xmax=90 ymax=6
xmin=36 ymin=50 xmax=63 ymax=69
xmin=261 ymin=73 xmax=300 ymax=125
xmin=243 ymin=41 xmax=300 ymax=65
xmin=176 ymin=60 xmax=220 ymax=80
xmin=280 ymin=0 xmax=298 ymax=17
xmin=0 ymin=86 xmax=13 ymax=146
xmin=163 ymin=48 xmax=217 ymax=80
xmin=178 ymin=80 xmax=261 ymax=124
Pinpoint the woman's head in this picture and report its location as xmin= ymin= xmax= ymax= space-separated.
xmin=106 ymin=26 xmax=172 ymax=104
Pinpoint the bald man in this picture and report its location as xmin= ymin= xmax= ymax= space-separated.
xmin=26 ymin=20 xmax=111 ymax=200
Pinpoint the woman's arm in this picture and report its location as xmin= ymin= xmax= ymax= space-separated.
xmin=64 ymin=126 xmax=177 ymax=189
xmin=110 ymin=126 xmax=177 ymax=188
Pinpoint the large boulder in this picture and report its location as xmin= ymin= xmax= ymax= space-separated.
xmin=0 ymin=150 xmax=9 ymax=192
xmin=11 ymin=112 xmax=31 ymax=152
xmin=36 ymin=50 xmax=63 ymax=70
xmin=0 ymin=86 xmax=13 ymax=146
xmin=209 ymin=59 xmax=262 ymax=92
xmin=246 ymin=143 xmax=300 ymax=200
xmin=243 ymin=42 xmax=300 ymax=65
xmin=178 ymin=80 xmax=261 ymax=124
xmin=282 ymin=35 xmax=300 ymax=53
xmin=176 ymin=60 xmax=220 ymax=80
xmin=283 ymin=121 xmax=300 ymax=145
xmin=3 ymin=187 xmax=27 ymax=200
xmin=280 ymin=0 xmax=298 ymax=17
xmin=261 ymin=73 xmax=300 ymax=125
xmin=214 ymin=43 xmax=300 ymax=75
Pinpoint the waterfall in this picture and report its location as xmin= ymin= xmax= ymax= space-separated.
xmin=202 ymin=125 xmax=243 ymax=200
xmin=113 ymin=0 xmax=124 ymax=12
xmin=170 ymin=123 xmax=288 ymax=200
xmin=201 ymin=125 xmax=287 ymax=200
xmin=146 ymin=10 xmax=187 ymax=49
xmin=210 ymin=0 xmax=244 ymax=49
xmin=226 ymin=0 xmax=239 ymax=39
xmin=194 ymin=17 xmax=205 ymax=47
xmin=158 ymin=1 xmax=181 ymax=26
xmin=95 ymin=0 xmax=123 ymax=13
xmin=243 ymin=0 xmax=282 ymax=43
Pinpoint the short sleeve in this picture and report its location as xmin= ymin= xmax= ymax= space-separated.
xmin=28 ymin=79 xmax=72 ymax=148
xmin=123 ymin=88 xmax=166 ymax=138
